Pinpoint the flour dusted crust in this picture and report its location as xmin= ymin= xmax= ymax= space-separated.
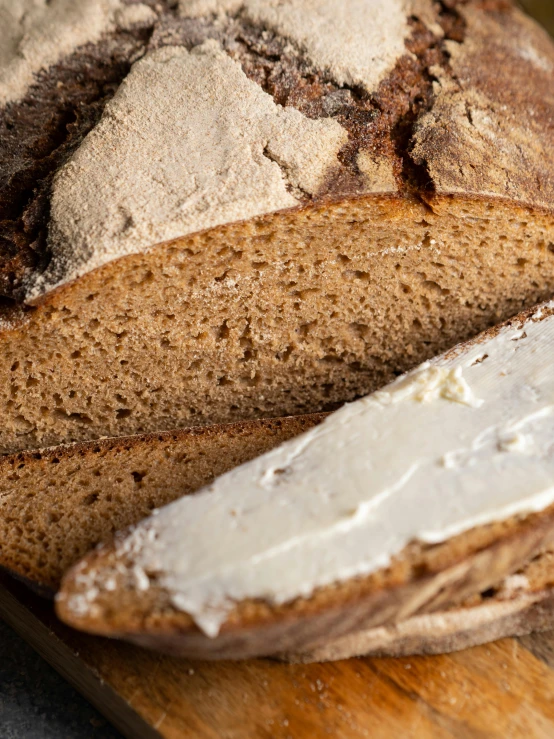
xmin=413 ymin=4 xmax=554 ymax=211
xmin=33 ymin=40 xmax=346 ymax=296
xmin=179 ymin=0 xmax=411 ymax=93
xmin=1 ymin=0 xmax=550 ymax=301
xmin=0 ymin=0 xmax=155 ymax=106
xmin=0 ymin=1 xmax=553 ymax=456
xmin=240 ymin=0 xmax=411 ymax=91
xmin=28 ymin=0 xmax=412 ymax=298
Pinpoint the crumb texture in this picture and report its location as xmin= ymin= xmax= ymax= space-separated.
xmin=0 ymin=415 xmax=322 ymax=589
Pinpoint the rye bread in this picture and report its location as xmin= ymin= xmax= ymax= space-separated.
xmin=55 ymin=303 xmax=554 ymax=660
xmin=0 ymin=413 xmax=324 ymax=592
xmin=0 ymin=1 xmax=553 ymax=454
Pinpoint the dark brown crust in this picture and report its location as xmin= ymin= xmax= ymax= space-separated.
xmin=2 ymin=0 xmax=553 ymax=302
xmin=0 ymin=412 xmax=327 ymax=471
xmin=413 ymin=3 xmax=554 ymax=210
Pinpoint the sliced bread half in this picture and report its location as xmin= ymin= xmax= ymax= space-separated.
xmin=56 ymin=302 xmax=554 ymax=660
xmin=1 ymin=1 xmax=554 ymax=454
xmin=0 ymin=414 xmax=324 ymax=593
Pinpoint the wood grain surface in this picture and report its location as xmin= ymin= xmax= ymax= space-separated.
xmin=3 ymin=571 xmax=554 ymax=739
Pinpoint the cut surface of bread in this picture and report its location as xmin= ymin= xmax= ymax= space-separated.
xmin=0 ymin=414 xmax=324 ymax=592
xmin=1 ymin=0 xmax=553 ymax=454
xmin=283 ymin=553 xmax=554 ymax=662
xmin=57 ymin=303 xmax=554 ymax=660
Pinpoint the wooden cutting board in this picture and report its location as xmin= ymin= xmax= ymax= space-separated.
xmin=3 ymin=573 xmax=554 ymax=738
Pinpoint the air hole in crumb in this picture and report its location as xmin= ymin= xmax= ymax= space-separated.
xmin=116 ymin=408 xmax=132 ymax=419
xmin=83 ymin=493 xmax=99 ymax=506
xmin=216 ymin=320 xmax=230 ymax=340
xmin=132 ymin=471 xmax=145 ymax=484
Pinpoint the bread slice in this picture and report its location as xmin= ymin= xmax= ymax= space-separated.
xmin=1 ymin=1 xmax=554 ymax=454
xmin=284 ymin=552 xmax=554 ymax=662
xmin=0 ymin=414 xmax=324 ymax=593
xmin=56 ymin=302 xmax=554 ymax=660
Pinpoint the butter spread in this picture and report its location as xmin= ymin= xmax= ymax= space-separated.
xmin=89 ymin=303 xmax=554 ymax=637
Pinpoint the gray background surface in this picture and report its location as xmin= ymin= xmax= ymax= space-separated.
xmin=0 ymin=618 xmax=122 ymax=739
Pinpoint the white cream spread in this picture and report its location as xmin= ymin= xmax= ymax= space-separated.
xmin=29 ymin=40 xmax=346 ymax=298
xmin=0 ymin=0 xmax=156 ymax=106
xmin=101 ymin=303 xmax=554 ymax=637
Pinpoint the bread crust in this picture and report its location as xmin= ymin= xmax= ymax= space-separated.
xmin=283 ymin=590 xmax=554 ymax=663
xmin=56 ymin=500 xmax=554 ymax=659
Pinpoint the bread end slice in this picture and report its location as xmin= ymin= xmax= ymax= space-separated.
xmin=56 ymin=502 xmax=554 ymax=660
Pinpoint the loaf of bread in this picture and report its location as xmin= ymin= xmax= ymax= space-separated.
xmin=0 ymin=413 xmax=323 ymax=592
xmin=1 ymin=0 xmax=553 ymax=454
xmin=56 ymin=303 xmax=554 ymax=660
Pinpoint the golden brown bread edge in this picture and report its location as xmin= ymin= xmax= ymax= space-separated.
xmin=56 ymin=304 xmax=554 ymax=660
xmin=0 ymin=413 xmax=326 ymax=592
xmin=284 ymin=583 xmax=554 ymax=662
